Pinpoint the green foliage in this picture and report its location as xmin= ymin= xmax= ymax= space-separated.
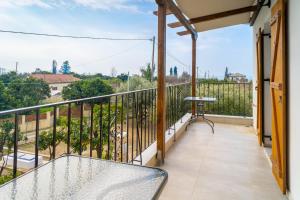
xmin=117 ymin=75 xmax=155 ymax=92
xmin=72 ymin=73 xmax=112 ymax=80
xmin=0 ymin=174 xmax=13 ymax=185
xmin=170 ymin=67 xmax=173 ymax=76
xmin=0 ymin=72 xmax=20 ymax=84
xmin=60 ymin=61 xmax=71 ymax=74
xmin=198 ymin=78 xmax=233 ymax=83
xmin=225 ymin=67 xmax=229 ymax=79
xmin=6 ymin=77 xmax=50 ymax=108
xmin=38 ymin=128 xmax=65 ymax=160
xmin=174 ymin=66 xmax=178 ymax=77
xmin=32 ymin=68 xmax=51 ymax=74
xmin=0 ymin=73 xmax=50 ymax=110
xmin=0 ymin=82 xmax=9 ymax=111
xmin=37 ymin=103 xmax=116 ymax=159
xmin=0 ymin=121 xmax=15 ymax=157
xmin=140 ymin=63 xmax=152 ymax=82
xmin=197 ymin=82 xmax=253 ymax=117
xmin=62 ymin=78 xmax=114 ymax=100
xmin=117 ymin=73 xmax=129 ymax=82
xmin=0 ymin=171 xmax=21 ymax=185
xmin=0 ymin=121 xmax=24 ymax=176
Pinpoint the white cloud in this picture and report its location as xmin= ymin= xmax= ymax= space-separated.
xmin=0 ymin=0 xmax=147 ymax=13
xmin=74 ymin=0 xmax=138 ymax=11
xmin=0 ymin=0 xmax=51 ymax=9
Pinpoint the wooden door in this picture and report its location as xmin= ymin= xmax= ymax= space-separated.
xmin=270 ymin=0 xmax=286 ymax=194
xmin=256 ymin=28 xmax=263 ymax=146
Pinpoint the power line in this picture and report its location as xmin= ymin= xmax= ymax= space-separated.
xmin=154 ymin=42 xmax=190 ymax=68
xmin=78 ymin=41 xmax=147 ymax=67
xmin=0 ymin=29 xmax=152 ymax=41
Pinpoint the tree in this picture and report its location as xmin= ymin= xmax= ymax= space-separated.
xmin=38 ymin=106 xmax=113 ymax=159
xmin=38 ymin=128 xmax=65 ymax=160
xmin=140 ymin=63 xmax=152 ymax=82
xmin=117 ymin=73 xmax=129 ymax=82
xmin=117 ymin=75 xmax=155 ymax=92
xmin=6 ymin=77 xmax=50 ymax=108
xmin=170 ymin=67 xmax=173 ymax=76
xmin=72 ymin=73 xmax=112 ymax=80
xmin=60 ymin=61 xmax=71 ymax=74
xmin=52 ymin=60 xmax=57 ymax=74
xmin=0 ymin=82 xmax=9 ymax=111
xmin=62 ymin=78 xmax=114 ymax=100
xmin=224 ymin=67 xmax=229 ymax=80
xmin=0 ymin=71 xmax=19 ymax=84
xmin=32 ymin=68 xmax=51 ymax=74
xmin=174 ymin=66 xmax=178 ymax=77
xmin=0 ymin=121 xmax=24 ymax=176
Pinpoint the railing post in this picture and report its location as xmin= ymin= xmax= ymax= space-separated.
xmin=156 ymin=0 xmax=167 ymax=164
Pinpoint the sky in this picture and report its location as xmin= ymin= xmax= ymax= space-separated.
xmin=0 ymin=0 xmax=254 ymax=79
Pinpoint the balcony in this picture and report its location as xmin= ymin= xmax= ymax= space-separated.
xmin=0 ymin=81 xmax=283 ymax=199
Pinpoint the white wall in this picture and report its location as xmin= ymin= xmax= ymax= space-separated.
xmin=287 ymin=0 xmax=300 ymax=199
xmin=263 ymin=34 xmax=272 ymax=136
xmin=50 ymin=83 xmax=70 ymax=93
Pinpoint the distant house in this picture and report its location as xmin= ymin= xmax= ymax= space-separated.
xmin=227 ymin=73 xmax=248 ymax=83
xmin=31 ymin=74 xmax=80 ymax=96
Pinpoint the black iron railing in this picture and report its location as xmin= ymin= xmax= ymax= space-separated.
xmin=197 ymin=81 xmax=253 ymax=117
xmin=166 ymin=82 xmax=191 ymax=134
xmin=0 ymin=81 xmax=252 ymax=180
xmin=0 ymin=88 xmax=157 ymax=178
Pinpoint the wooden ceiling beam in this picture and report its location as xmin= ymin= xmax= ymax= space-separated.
xmin=168 ymin=5 xmax=258 ymax=28
xmin=176 ymin=30 xmax=191 ymax=36
xmin=165 ymin=0 xmax=198 ymax=39
xmin=250 ymin=0 xmax=266 ymax=26
xmin=153 ymin=8 xmax=172 ymax=16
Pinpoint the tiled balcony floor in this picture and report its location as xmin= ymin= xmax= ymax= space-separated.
xmin=159 ymin=122 xmax=284 ymax=200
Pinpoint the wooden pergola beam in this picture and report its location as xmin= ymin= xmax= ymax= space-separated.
xmin=168 ymin=5 xmax=258 ymax=29
xmin=165 ymin=0 xmax=198 ymax=39
xmin=153 ymin=8 xmax=172 ymax=16
xmin=250 ymin=0 xmax=266 ymax=26
xmin=155 ymin=0 xmax=167 ymax=164
xmin=191 ymin=35 xmax=197 ymax=115
xmin=177 ymin=30 xmax=191 ymax=36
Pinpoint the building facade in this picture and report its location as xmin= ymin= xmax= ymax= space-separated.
xmin=31 ymin=74 xmax=80 ymax=96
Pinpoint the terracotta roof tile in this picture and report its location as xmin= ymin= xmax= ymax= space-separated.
xmin=31 ymin=74 xmax=80 ymax=84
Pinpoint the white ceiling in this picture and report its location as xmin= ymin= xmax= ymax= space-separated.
xmin=175 ymin=0 xmax=256 ymax=32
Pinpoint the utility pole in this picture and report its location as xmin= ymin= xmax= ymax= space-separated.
xmin=127 ymin=72 xmax=130 ymax=91
xmin=15 ymin=62 xmax=18 ymax=74
xmin=151 ymin=36 xmax=156 ymax=82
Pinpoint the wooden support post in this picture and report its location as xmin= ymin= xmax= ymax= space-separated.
xmin=156 ymin=0 xmax=167 ymax=164
xmin=192 ymin=35 xmax=197 ymax=116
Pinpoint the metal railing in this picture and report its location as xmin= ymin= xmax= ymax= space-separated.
xmin=197 ymin=81 xmax=253 ymax=117
xmin=0 ymin=81 xmax=252 ymax=180
xmin=0 ymin=88 xmax=157 ymax=178
xmin=166 ymin=82 xmax=191 ymax=134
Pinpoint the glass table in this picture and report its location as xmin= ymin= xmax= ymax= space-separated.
xmin=0 ymin=155 xmax=168 ymax=200
xmin=184 ymin=96 xmax=217 ymax=133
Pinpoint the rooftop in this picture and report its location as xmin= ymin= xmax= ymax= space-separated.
xmin=31 ymin=74 xmax=80 ymax=84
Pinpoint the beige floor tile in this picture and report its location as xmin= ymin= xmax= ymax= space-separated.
xmin=158 ymin=122 xmax=284 ymax=200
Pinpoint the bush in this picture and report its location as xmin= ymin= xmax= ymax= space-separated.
xmin=62 ymin=78 xmax=113 ymax=100
xmin=117 ymin=76 xmax=155 ymax=92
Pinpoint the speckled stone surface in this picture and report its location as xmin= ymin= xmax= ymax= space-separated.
xmin=0 ymin=156 xmax=167 ymax=200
